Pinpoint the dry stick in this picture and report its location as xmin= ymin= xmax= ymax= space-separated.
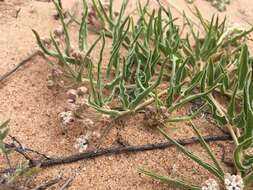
xmin=0 ymin=51 xmax=41 ymax=83
xmin=7 ymin=135 xmax=51 ymax=160
xmin=27 ymin=134 xmax=231 ymax=168
xmin=0 ymin=1 xmax=79 ymax=84
xmin=32 ymin=177 xmax=62 ymax=190
xmin=0 ymin=134 xmax=231 ymax=176
xmin=59 ymin=177 xmax=75 ymax=190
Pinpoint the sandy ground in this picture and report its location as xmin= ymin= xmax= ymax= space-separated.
xmin=0 ymin=0 xmax=253 ymax=189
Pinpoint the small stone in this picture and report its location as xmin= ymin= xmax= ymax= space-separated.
xmin=47 ymin=80 xmax=54 ymax=89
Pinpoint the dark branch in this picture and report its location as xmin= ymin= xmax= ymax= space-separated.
xmin=31 ymin=134 xmax=231 ymax=168
xmin=1 ymin=134 xmax=231 ymax=175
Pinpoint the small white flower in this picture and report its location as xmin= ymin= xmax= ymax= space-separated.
xmin=66 ymin=102 xmax=80 ymax=111
xmin=77 ymin=86 xmax=88 ymax=96
xmin=202 ymin=179 xmax=219 ymax=190
xmin=83 ymin=118 xmax=94 ymax=128
xmin=74 ymin=135 xmax=88 ymax=153
xmin=100 ymin=114 xmax=111 ymax=125
xmin=66 ymin=89 xmax=78 ymax=102
xmin=224 ymin=173 xmax=244 ymax=190
xmin=51 ymin=67 xmax=63 ymax=78
xmin=59 ymin=111 xmax=74 ymax=125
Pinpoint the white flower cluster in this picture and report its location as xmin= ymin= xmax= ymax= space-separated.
xmin=59 ymin=86 xmax=90 ymax=126
xmin=59 ymin=111 xmax=74 ymax=125
xmin=66 ymin=87 xmax=89 ymax=111
xmin=74 ymin=135 xmax=89 ymax=153
xmin=224 ymin=173 xmax=244 ymax=190
xmin=202 ymin=179 xmax=220 ymax=190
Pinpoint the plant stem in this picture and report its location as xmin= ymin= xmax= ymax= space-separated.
xmin=226 ymin=124 xmax=239 ymax=146
xmin=134 ymin=89 xmax=167 ymax=112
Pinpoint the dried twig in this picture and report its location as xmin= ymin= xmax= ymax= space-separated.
xmin=0 ymin=134 xmax=231 ymax=175
xmin=0 ymin=51 xmax=41 ymax=83
xmin=32 ymin=177 xmax=61 ymax=190
xmin=0 ymin=1 xmax=79 ymax=84
xmin=4 ymin=142 xmax=50 ymax=161
xmin=59 ymin=177 xmax=74 ymax=190
xmin=33 ymin=134 xmax=231 ymax=168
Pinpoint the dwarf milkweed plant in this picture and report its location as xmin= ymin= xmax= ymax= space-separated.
xmin=140 ymin=9 xmax=253 ymax=190
xmin=33 ymin=0 xmax=253 ymax=189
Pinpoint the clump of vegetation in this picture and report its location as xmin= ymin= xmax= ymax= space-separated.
xmin=208 ymin=0 xmax=231 ymax=11
xmin=0 ymin=120 xmax=10 ymax=168
xmin=33 ymin=0 xmax=253 ymax=189
xmin=186 ymin=0 xmax=231 ymax=12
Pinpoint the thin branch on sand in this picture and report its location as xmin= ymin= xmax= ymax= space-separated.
xmin=1 ymin=134 xmax=231 ymax=170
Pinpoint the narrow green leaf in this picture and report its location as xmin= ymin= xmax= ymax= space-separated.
xmin=53 ymin=0 xmax=71 ymax=55
xmin=158 ymin=127 xmax=224 ymax=181
xmin=50 ymin=34 xmax=76 ymax=78
xmin=96 ymin=33 xmax=106 ymax=106
xmin=169 ymin=84 xmax=220 ymax=112
xmin=237 ymin=45 xmax=249 ymax=90
xmin=234 ymin=137 xmax=253 ymax=171
xmin=139 ymin=168 xmax=201 ymax=190
xmin=190 ymin=121 xmax=224 ymax=176
xmin=79 ymin=0 xmax=88 ymax=51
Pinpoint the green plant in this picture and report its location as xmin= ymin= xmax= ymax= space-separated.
xmin=186 ymin=0 xmax=231 ymax=12
xmin=0 ymin=121 xmax=41 ymax=186
xmin=0 ymin=120 xmax=11 ymax=168
xmin=33 ymin=0 xmax=252 ymax=118
xmin=33 ymin=1 xmax=253 ymax=189
xmin=140 ymin=21 xmax=253 ymax=190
